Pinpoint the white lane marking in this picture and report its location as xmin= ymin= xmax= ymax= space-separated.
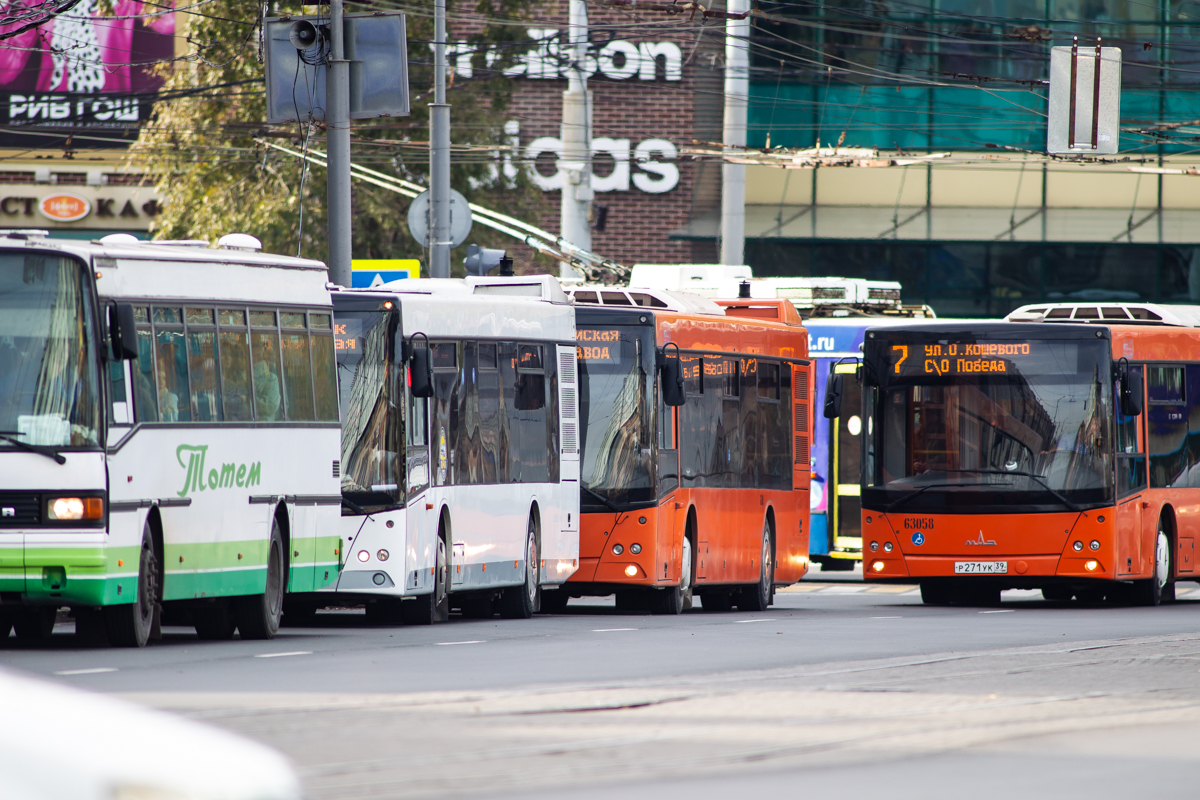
xmin=980 ymin=610 xmax=1015 ymax=614
xmin=870 ymin=616 xmax=902 ymax=619
xmin=253 ymin=651 xmax=313 ymax=658
xmin=435 ymin=640 xmax=485 ymax=646
xmin=736 ymin=619 xmax=771 ymax=623
xmin=591 ymin=628 xmax=638 ymax=632
xmin=53 ymin=667 xmax=117 ymax=675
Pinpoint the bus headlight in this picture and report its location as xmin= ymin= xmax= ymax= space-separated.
xmin=357 ymin=550 xmax=370 ymax=562
xmin=624 ymin=565 xmax=638 ymax=577
xmin=377 ymin=549 xmax=389 ymax=561
xmin=612 ymin=544 xmax=624 ymax=556
xmin=869 ymin=542 xmax=879 ymax=552
xmin=1084 ymin=560 xmax=1100 ymax=572
xmin=883 ymin=542 xmax=893 ymax=552
xmin=630 ymin=543 xmax=642 ymax=554
xmin=871 ymin=561 xmax=886 ymax=573
xmin=1089 ymin=540 xmax=1100 ymax=551
xmin=47 ymin=497 xmax=104 ymax=521
xmin=1073 ymin=541 xmax=1083 ymax=551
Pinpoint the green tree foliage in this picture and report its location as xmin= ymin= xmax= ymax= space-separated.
xmin=133 ymin=0 xmax=551 ymax=275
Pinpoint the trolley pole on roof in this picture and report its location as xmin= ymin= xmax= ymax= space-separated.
xmin=558 ymin=0 xmax=593 ymax=280
xmin=720 ymin=0 xmax=749 ymax=266
xmin=326 ymin=0 xmax=353 ymax=286
xmin=429 ymin=0 xmax=452 ymax=278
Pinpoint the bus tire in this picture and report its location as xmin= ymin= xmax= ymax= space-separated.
xmin=234 ymin=520 xmax=285 ymax=640
xmin=13 ymin=606 xmax=57 ymax=640
xmin=1134 ymin=522 xmax=1175 ymax=606
xmin=651 ymin=536 xmax=692 ymax=615
xmin=403 ymin=535 xmax=449 ymax=625
xmin=105 ymin=522 xmax=160 ymax=647
xmin=737 ymin=522 xmax=773 ymax=612
xmin=499 ymin=516 xmax=540 ymax=619
xmin=0 ymin=608 xmax=11 ymax=640
xmin=540 ymin=589 xmax=569 ymax=613
xmin=193 ymin=603 xmax=237 ymax=640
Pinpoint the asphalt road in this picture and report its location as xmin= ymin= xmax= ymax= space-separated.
xmin=5 ymin=576 xmax=1200 ymax=800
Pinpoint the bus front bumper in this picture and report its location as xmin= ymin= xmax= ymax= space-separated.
xmin=1 ymin=532 xmax=138 ymax=607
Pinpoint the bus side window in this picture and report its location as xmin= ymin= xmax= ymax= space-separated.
xmin=280 ymin=313 xmax=315 ymax=422
xmin=153 ymin=307 xmax=191 ymax=422
xmin=250 ymin=312 xmax=283 ymax=421
xmin=1148 ymin=365 xmax=1185 ymax=488
xmin=109 ymin=361 xmax=129 ymax=424
xmin=132 ymin=307 xmax=158 ymax=423
xmin=477 ymin=344 xmax=500 ymax=483
xmin=1117 ymin=365 xmax=1147 ymax=496
xmin=408 ymin=393 xmax=428 ymax=447
xmin=309 ymin=313 xmax=339 ymax=421
xmin=185 ymin=308 xmax=222 ymax=423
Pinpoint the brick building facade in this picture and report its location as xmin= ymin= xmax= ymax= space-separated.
xmin=449 ymin=1 xmax=722 ymax=267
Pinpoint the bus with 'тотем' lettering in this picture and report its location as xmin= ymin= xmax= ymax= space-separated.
xmin=0 ymin=231 xmax=342 ymax=646
xmin=550 ymin=286 xmax=811 ymax=613
xmin=320 ymin=275 xmax=579 ymax=624
xmin=853 ymin=302 xmax=1200 ymax=606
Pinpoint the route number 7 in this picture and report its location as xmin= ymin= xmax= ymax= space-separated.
xmin=892 ymin=345 xmax=908 ymax=374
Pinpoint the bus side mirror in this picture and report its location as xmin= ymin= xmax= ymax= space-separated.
xmin=823 ymin=373 xmax=844 ymax=419
xmin=408 ymin=345 xmax=434 ymax=398
xmin=109 ymin=303 xmax=138 ymax=361
xmin=1121 ymin=369 xmax=1143 ymax=416
xmin=658 ymin=350 xmax=685 ymax=407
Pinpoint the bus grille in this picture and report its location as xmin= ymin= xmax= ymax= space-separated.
xmin=0 ymin=492 xmax=40 ymax=527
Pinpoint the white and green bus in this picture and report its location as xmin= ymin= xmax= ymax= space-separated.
xmin=0 ymin=232 xmax=341 ymax=646
xmin=316 ymin=275 xmax=580 ymax=624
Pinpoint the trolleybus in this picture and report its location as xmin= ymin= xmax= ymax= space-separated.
xmin=549 ymin=287 xmax=811 ymax=613
xmin=0 ymin=231 xmax=341 ymax=646
xmin=320 ymin=275 xmax=579 ymax=624
xmin=856 ymin=302 xmax=1200 ymax=605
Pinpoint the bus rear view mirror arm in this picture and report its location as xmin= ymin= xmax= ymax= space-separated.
xmin=658 ymin=344 xmax=685 ymax=407
xmin=108 ymin=303 xmax=138 ymax=361
xmin=408 ymin=332 xmax=434 ymax=398
xmin=823 ymin=373 xmax=843 ymax=419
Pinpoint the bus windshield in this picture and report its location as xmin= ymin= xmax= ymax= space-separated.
xmin=865 ymin=336 xmax=1113 ymax=512
xmin=0 ymin=252 xmax=101 ymax=450
xmin=577 ymin=323 xmax=655 ymax=508
xmin=335 ymin=308 xmax=404 ymax=509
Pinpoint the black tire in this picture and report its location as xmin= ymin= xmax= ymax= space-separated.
xmin=106 ymin=521 xmax=159 ymax=647
xmin=0 ymin=608 xmax=12 ymax=640
xmin=1133 ymin=523 xmax=1175 ymax=606
xmin=699 ymin=590 xmax=733 ymax=611
xmin=1041 ymin=586 xmax=1074 ymax=602
xmin=403 ymin=534 xmax=449 ymax=625
xmin=365 ymin=597 xmax=405 ymax=625
xmin=13 ymin=606 xmax=57 ymax=640
xmin=737 ymin=521 xmax=773 ymax=612
xmin=234 ymin=519 xmax=285 ymax=640
xmin=193 ymin=603 xmax=237 ymax=640
xmin=651 ymin=536 xmax=693 ymax=615
xmin=920 ymin=581 xmax=954 ymax=606
xmin=499 ymin=516 xmax=540 ymax=619
xmin=540 ymin=589 xmax=569 ymax=613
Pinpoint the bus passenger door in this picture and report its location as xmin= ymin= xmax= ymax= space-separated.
xmin=407 ymin=392 xmax=433 ymax=590
xmin=830 ymin=362 xmax=863 ymax=562
xmin=656 ymin=394 xmax=680 ymax=582
xmin=1115 ymin=365 xmax=1146 ymax=576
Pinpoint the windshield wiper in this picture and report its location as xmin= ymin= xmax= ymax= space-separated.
xmin=942 ymin=468 xmax=1082 ymax=513
xmin=885 ymin=482 xmax=1000 ymax=513
xmin=0 ymin=433 xmax=66 ymax=465
xmin=581 ymin=483 xmax=622 ymax=513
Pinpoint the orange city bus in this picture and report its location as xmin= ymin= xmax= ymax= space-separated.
xmin=854 ymin=302 xmax=1200 ymax=606
xmin=542 ymin=288 xmax=811 ymax=614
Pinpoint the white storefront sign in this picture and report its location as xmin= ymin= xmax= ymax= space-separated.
xmin=438 ymin=31 xmax=682 ymax=82
xmin=525 ymin=136 xmax=679 ymax=194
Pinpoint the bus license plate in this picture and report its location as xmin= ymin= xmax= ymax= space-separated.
xmin=954 ymin=561 xmax=1008 ymax=575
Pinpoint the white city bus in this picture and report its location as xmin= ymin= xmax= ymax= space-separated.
xmin=0 ymin=232 xmax=341 ymax=646
xmin=314 ymin=275 xmax=579 ymax=624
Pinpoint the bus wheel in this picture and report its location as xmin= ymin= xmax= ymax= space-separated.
xmin=651 ymin=536 xmax=692 ymax=615
xmin=920 ymin=581 xmax=954 ymax=606
xmin=234 ymin=520 xmax=285 ymax=639
xmin=499 ymin=517 xmax=539 ymax=619
xmin=13 ymin=607 xmax=57 ymax=640
xmin=737 ymin=523 xmax=773 ymax=612
xmin=1134 ymin=523 xmax=1175 ymax=606
xmin=106 ymin=522 xmax=159 ymax=647
xmin=193 ymin=603 xmax=237 ymax=640
xmin=404 ymin=536 xmax=449 ymax=625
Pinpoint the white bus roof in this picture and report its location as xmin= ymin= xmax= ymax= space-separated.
xmin=1007 ymin=302 xmax=1200 ymax=327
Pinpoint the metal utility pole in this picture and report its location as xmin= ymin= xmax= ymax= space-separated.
xmin=559 ymin=0 xmax=593 ymax=278
xmin=429 ymin=0 xmax=452 ymax=278
xmin=327 ymin=0 xmax=352 ymax=286
xmin=720 ymin=0 xmax=750 ymax=266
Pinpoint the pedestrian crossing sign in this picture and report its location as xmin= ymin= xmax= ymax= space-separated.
xmin=350 ymin=259 xmax=420 ymax=288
